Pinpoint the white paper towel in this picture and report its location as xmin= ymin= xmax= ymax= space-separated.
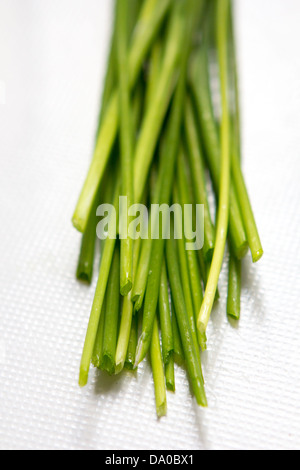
xmin=0 ymin=0 xmax=299 ymax=450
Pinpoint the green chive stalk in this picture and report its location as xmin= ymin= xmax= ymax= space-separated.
xmin=197 ymin=0 xmax=231 ymax=351
xmin=227 ymin=0 xmax=263 ymax=263
xmin=165 ymin=353 xmax=175 ymax=392
xmin=124 ymin=313 xmax=138 ymax=371
xmin=173 ymin=185 xmax=203 ymax=374
xmin=184 ymin=96 xmax=215 ymax=261
xmin=133 ymin=0 xmax=186 ymax=204
xmin=166 ymin=236 xmax=207 ymax=407
xmin=72 ymin=0 xmax=172 ymax=233
xmin=226 ymin=1 xmax=243 ymax=320
xmin=145 ymin=36 xmax=163 ymax=111
xmin=173 ymin=185 xmax=198 ymax=341
xmin=230 ymin=107 xmax=264 ymax=263
xmin=132 ymin=151 xmax=165 ymax=312
xmin=158 ymin=261 xmax=174 ymax=365
xmin=76 ymin=5 xmax=119 ymax=284
xmin=190 ymin=46 xmax=248 ymax=260
xmin=176 ymin=151 xmax=204 ymax=340
xmin=197 ymin=248 xmax=220 ymax=302
xmin=132 ymin=239 xmax=151 ymax=312
xmin=132 ymin=78 xmax=145 ymax=136
xmin=101 ymin=245 xmax=121 ymax=375
xmin=171 ymin=300 xmax=185 ymax=366
xmin=76 ymin=196 xmax=99 ymax=284
xmin=227 ymin=251 xmax=241 ymax=320
xmin=76 ymin=159 xmax=113 ymax=284
xmin=150 ymin=316 xmax=167 ymax=418
xmin=98 ymin=0 xmax=141 ymax=134
xmin=91 ymin=300 xmax=106 ymax=368
xmin=79 ymin=180 xmax=120 ymax=387
xmin=116 ymin=0 xmax=134 ymax=295
xmin=127 ymin=0 xmax=144 ymax=39
xmin=228 ymin=0 xmax=241 ymax=164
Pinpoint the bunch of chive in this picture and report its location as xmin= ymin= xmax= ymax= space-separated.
xmin=73 ymin=0 xmax=263 ymax=417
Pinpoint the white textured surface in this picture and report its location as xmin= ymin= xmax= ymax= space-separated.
xmin=0 ymin=0 xmax=300 ymax=450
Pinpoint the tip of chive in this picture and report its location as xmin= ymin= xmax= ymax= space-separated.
xmin=101 ymin=355 xmax=115 ymax=376
xmin=72 ymin=215 xmax=85 ymax=233
xmin=252 ymin=248 xmax=264 ymax=263
xmin=76 ymin=269 xmax=92 ymax=284
xmin=156 ymin=401 xmax=167 ymax=418
xmin=192 ymin=377 xmax=208 ymax=408
xmin=124 ymin=361 xmax=137 ymax=371
xmin=166 ymin=382 xmax=175 ymax=393
xmin=227 ymin=313 xmax=240 ymax=322
xmin=114 ymin=361 xmax=124 ymax=375
xmin=79 ymin=369 xmax=88 ymax=388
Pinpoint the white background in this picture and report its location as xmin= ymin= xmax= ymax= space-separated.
xmin=0 ymin=0 xmax=299 ymax=450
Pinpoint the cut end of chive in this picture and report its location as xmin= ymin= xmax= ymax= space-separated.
xmin=227 ymin=309 xmax=240 ymax=322
xmin=120 ymin=280 xmax=133 ymax=297
xmin=91 ymin=356 xmax=101 ymax=369
xmin=79 ymin=369 xmax=88 ymax=388
xmin=101 ymin=355 xmax=115 ymax=376
xmin=114 ymin=361 xmax=125 ymax=375
xmin=124 ymin=361 xmax=137 ymax=371
xmin=252 ymin=247 xmax=264 ymax=263
xmin=227 ymin=302 xmax=240 ymax=321
xmin=192 ymin=378 xmax=208 ymax=408
xmin=76 ymin=269 xmax=92 ymax=284
xmin=72 ymin=214 xmax=85 ymax=234
xmin=156 ymin=401 xmax=167 ymax=418
xmin=166 ymin=381 xmax=175 ymax=393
